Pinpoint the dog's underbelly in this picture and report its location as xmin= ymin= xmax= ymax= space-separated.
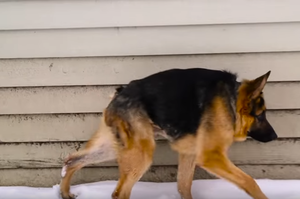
xmin=152 ymin=125 xmax=172 ymax=140
xmin=152 ymin=124 xmax=197 ymax=154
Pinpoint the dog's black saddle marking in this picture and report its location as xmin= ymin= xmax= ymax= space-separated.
xmin=110 ymin=68 xmax=238 ymax=139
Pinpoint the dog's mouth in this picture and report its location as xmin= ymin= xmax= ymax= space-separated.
xmin=247 ymin=130 xmax=278 ymax=143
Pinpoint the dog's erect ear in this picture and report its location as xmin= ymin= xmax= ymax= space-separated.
xmin=248 ymin=71 xmax=271 ymax=99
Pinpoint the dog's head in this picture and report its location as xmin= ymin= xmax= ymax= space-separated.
xmin=237 ymin=71 xmax=277 ymax=143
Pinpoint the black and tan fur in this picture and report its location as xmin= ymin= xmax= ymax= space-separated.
xmin=60 ymin=68 xmax=277 ymax=199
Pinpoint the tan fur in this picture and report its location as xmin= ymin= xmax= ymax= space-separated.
xmin=195 ymin=97 xmax=268 ymax=199
xmin=233 ymin=79 xmax=266 ymax=142
xmin=171 ymin=134 xmax=196 ymax=154
xmin=60 ymin=72 xmax=271 ymax=199
xmin=60 ymin=110 xmax=156 ymax=199
xmin=234 ymin=82 xmax=255 ymax=141
xmin=177 ymin=154 xmax=196 ymax=199
xmin=60 ymin=115 xmax=118 ymax=199
xmin=112 ymin=115 xmax=155 ymax=199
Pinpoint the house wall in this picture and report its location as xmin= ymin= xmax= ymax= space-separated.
xmin=1 ymin=0 xmax=300 ymax=186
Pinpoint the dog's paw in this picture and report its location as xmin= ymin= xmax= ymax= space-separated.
xmin=61 ymin=192 xmax=76 ymax=199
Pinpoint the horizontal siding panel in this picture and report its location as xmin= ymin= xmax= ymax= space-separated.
xmin=1 ymin=23 xmax=300 ymax=58
xmin=0 ymin=86 xmax=113 ymax=115
xmin=1 ymin=110 xmax=300 ymax=142
xmin=1 ymin=165 xmax=299 ymax=186
xmin=1 ymin=0 xmax=300 ymax=30
xmin=1 ymin=53 xmax=300 ymax=87
xmin=0 ymin=140 xmax=299 ymax=169
xmin=0 ymin=83 xmax=298 ymax=115
xmin=0 ymin=166 xmax=185 ymax=187
xmin=0 ymin=114 xmax=101 ymax=142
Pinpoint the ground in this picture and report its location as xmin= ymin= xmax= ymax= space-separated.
xmin=0 ymin=179 xmax=299 ymax=199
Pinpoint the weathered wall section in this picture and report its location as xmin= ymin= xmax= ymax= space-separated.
xmin=1 ymin=0 xmax=300 ymax=186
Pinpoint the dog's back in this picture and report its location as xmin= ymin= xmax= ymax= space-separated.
xmin=108 ymin=68 xmax=238 ymax=140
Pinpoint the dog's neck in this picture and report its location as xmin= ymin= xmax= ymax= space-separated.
xmin=233 ymin=81 xmax=250 ymax=142
xmin=230 ymin=81 xmax=241 ymax=119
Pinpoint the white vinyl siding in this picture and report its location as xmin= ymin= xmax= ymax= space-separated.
xmin=0 ymin=0 xmax=299 ymax=187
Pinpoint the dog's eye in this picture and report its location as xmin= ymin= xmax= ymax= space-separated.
xmin=256 ymin=112 xmax=264 ymax=121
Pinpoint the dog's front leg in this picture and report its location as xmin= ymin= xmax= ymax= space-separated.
xmin=177 ymin=153 xmax=196 ymax=199
xmin=197 ymin=152 xmax=268 ymax=199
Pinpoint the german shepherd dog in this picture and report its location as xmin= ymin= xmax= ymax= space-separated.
xmin=60 ymin=68 xmax=277 ymax=199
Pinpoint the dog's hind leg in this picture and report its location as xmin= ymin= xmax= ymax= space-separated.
xmin=60 ymin=116 xmax=118 ymax=199
xmin=177 ymin=153 xmax=196 ymax=199
xmin=111 ymin=118 xmax=156 ymax=199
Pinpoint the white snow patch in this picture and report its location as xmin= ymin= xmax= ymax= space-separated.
xmin=0 ymin=179 xmax=299 ymax=199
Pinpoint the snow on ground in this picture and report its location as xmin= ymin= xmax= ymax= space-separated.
xmin=0 ymin=179 xmax=299 ymax=199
